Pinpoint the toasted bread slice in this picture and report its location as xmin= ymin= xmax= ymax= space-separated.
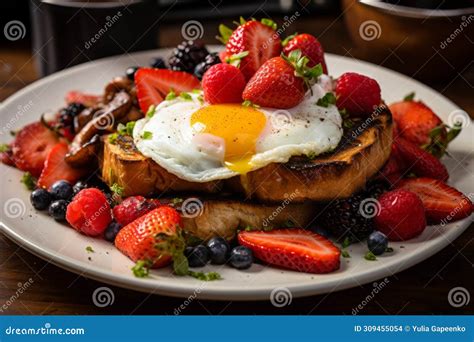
xmin=100 ymin=106 xmax=392 ymax=201
xmin=171 ymin=197 xmax=316 ymax=240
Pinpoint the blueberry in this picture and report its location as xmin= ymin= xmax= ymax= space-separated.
xmin=150 ymin=57 xmax=166 ymax=69
xmin=48 ymin=199 xmax=68 ymax=221
xmin=185 ymin=245 xmax=210 ymax=267
xmin=30 ymin=188 xmax=52 ymax=210
xmin=50 ymin=180 xmax=73 ymax=200
xmin=206 ymin=237 xmax=230 ymax=265
xmin=125 ymin=66 xmax=139 ymax=81
xmin=104 ymin=221 xmax=123 ymax=242
xmin=367 ymin=231 xmax=388 ymax=255
xmin=229 ymin=246 xmax=253 ymax=270
xmin=73 ymin=180 xmax=88 ymax=196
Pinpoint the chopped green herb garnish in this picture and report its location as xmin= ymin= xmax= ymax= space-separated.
xmin=306 ymin=151 xmax=317 ymax=160
xmin=364 ymin=251 xmax=377 ymax=261
xmin=110 ymin=183 xmax=124 ymax=197
xmin=197 ymin=95 xmax=204 ymax=104
xmin=86 ymin=246 xmax=94 ymax=253
xmin=132 ymin=260 xmax=151 ymax=278
xmin=0 ymin=143 xmax=9 ymax=153
xmin=188 ymin=271 xmax=221 ymax=281
xmin=21 ymin=172 xmax=36 ymax=190
xmin=341 ymin=250 xmax=351 ymax=258
xmin=117 ymin=121 xmax=136 ymax=136
xmin=141 ymin=131 xmax=153 ymax=140
xmin=170 ymin=197 xmax=183 ymax=205
xmin=165 ymin=90 xmax=177 ymax=101
xmin=341 ymin=236 xmax=352 ymax=249
xmin=180 ymin=92 xmax=192 ymax=101
xmin=242 ymin=100 xmax=260 ymax=108
xmin=316 ymin=92 xmax=337 ymax=108
xmin=385 ymin=247 xmax=394 ymax=253
xmin=191 ymin=89 xmax=201 ymax=94
xmin=146 ymin=105 xmax=156 ymax=118
xmin=108 ymin=133 xmax=118 ymax=144
xmin=403 ymin=92 xmax=415 ymax=101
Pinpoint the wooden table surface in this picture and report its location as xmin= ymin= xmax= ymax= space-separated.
xmin=0 ymin=15 xmax=473 ymax=315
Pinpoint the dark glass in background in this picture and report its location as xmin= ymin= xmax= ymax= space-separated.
xmin=30 ymin=0 xmax=159 ymax=76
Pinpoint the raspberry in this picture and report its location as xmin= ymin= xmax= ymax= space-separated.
xmin=335 ymin=72 xmax=381 ymax=117
xmin=202 ymin=63 xmax=246 ymax=104
xmin=66 ymin=188 xmax=113 ymax=236
xmin=112 ymin=196 xmax=160 ymax=226
xmin=374 ymin=189 xmax=426 ymax=241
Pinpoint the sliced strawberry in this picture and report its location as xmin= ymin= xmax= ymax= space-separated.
xmin=135 ymin=68 xmax=200 ymax=113
xmin=396 ymin=137 xmax=449 ymax=181
xmin=226 ymin=20 xmax=281 ymax=81
xmin=37 ymin=143 xmax=89 ymax=189
xmin=115 ymin=206 xmax=181 ymax=268
xmin=397 ymin=178 xmax=474 ymax=224
xmin=113 ymin=196 xmax=161 ymax=226
xmin=11 ymin=121 xmax=60 ymax=177
xmin=65 ymin=91 xmax=101 ymax=107
xmin=238 ymin=229 xmax=340 ymax=274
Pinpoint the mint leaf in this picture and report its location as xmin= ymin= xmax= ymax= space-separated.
xmin=341 ymin=250 xmax=351 ymax=258
xmin=21 ymin=172 xmax=36 ymax=190
xmin=364 ymin=251 xmax=377 ymax=261
xmin=132 ymin=260 xmax=151 ymax=278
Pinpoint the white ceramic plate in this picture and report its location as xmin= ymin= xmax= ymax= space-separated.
xmin=1 ymin=48 xmax=473 ymax=300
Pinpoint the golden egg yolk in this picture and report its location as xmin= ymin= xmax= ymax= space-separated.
xmin=190 ymin=104 xmax=267 ymax=174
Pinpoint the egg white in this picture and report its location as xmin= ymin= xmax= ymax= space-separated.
xmin=133 ymin=75 xmax=343 ymax=183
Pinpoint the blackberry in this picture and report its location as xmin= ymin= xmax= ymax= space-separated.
xmin=320 ymin=194 xmax=375 ymax=242
xmin=363 ymin=180 xmax=389 ymax=199
xmin=168 ymin=40 xmax=209 ymax=73
xmin=150 ymin=57 xmax=166 ymax=69
xmin=59 ymin=103 xmax=85 ymax=129
xmin=194 ymin=52 xmax=220 ymax=79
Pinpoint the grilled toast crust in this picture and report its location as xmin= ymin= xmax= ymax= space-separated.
xmin=100 ymin=106 xmax=392 ymax=202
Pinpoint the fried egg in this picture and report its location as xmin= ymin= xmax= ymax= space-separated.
xmin=133 ymin=75 xmax=343 ymax=183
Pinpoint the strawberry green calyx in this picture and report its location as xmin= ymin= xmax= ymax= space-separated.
xmin=225 ymin=51 xmax=249 ymax=67
xmin=282 ymin=33 xmax=297 ymax=47
xmin=422 ymin=122 xmax=462 ymax=158
xmin=260 ymin=18 xmax=277 ymax=30
xmin=216 ymin=24 xmax=233 ymax=44
xmin=281 ymin=49 xmax=323 ymax=90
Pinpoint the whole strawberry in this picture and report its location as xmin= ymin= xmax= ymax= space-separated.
xmin=115 ymin=206 xmax=181 ymax=268
xmin=375 ymin=189 xmax=426 ymax=241
xmin=396 ymin=137 xmax=449 ymax=181
xmin=242 ymin=51 xmax=322 ymax=109
xmin=335 ymin=72 xmax=381 ymax=117
xmin=202 ymin=63 xmax=246 ymax=104
xmin=113 ymin=195 xmax=161 ymax=227
xmin=225 ymin=19 xmax=281 ymax=81
xmin=283 ymin=33 xmax=328 ymax=73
